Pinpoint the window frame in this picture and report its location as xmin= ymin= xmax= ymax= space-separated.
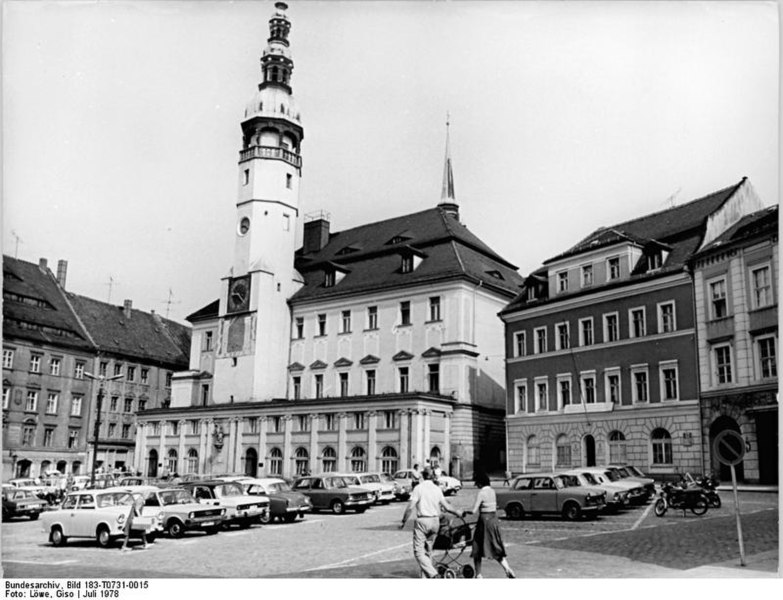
xmin=2 ymin=348 xmax=14 ymax=369
xmin=659 ymin=360 xmax=679 ymax=401
xmin=340 ymin=310 xmax=352 ymax=334
xmin=555 ymin=321 xmax=570 ymax=351
xmin=70 ymin=394 xmax=83 ymax=416
xmin=557 ymin=374 xmax=571 ymax=409
xmin=708 ymin=276 xmax=729 ymax=320
xmin=534 ymin=327 xmax=547 ymax=354
xmin=534 ymin=376 xmax=549 ymax=412
xmin=45 ymin=392 xmax=59 ymax=414
xmin=314 ymin=374 xmax=324 ymax=399
xmin=607 ymin=256 xmax=621 ymax=280
xmin=580 ymin=370 xmax=597 ymax=404
xmin=581 ymin=264 xmax=593 ymax=288
xmin=513 ymin=331 xmax=526 ymax=357
xmin=398 ymin=366 xmax=409 ymax=393
xmin=579 ymin=317 xmax=594 ymax=346
xmin=557 ymin=270 xmax=569 ymax=293
xmin=750 ymin=263 xmax=773 ymax=309
xmin=428 ymin=296 xmax=442 ymax=322
xmin=513 ymin=379 xmax=527 ymax=414
xmin=316 ymin=314 xmax=327 ymax=337
xmin=366 ymin=306 xmax=378 ymax=330
xmin=651 ymin=428 xmax=673 ymax=466
xmin=657 ymin=301 xmax=677 ymax=334
xmin=756 ymin=335 xmax=777 ymax=379
xmin=604 ymin=367 xmax=622 ymax=404
xmin=630 ymin=364 xmax=649 ymax=404
xmin=399 ymin=301 xmax=411 ymax=326
xmin=603 ymin=312 xmax=619 ymax=343
xmin=629 ymin=307 xmax=646 ymax=338
xmin=713 ymin=343 xmax=733 ymax=385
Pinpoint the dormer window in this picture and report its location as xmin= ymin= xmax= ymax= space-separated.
xmin=648 ymin=252 xmax=663 ymax=271
xmin=401 ymin=255 xmax=413 ymax=274
xmin=399 ymin=250 xmax=423 ymax=274
xmin=608 ymin=257 xmax=621 ymax=280
xmin=557 ymin=271 xmax=568 ymax=293
xmin=486 ymin=269 xmax=504 ymax=280
xmin=389 ymin=236 xmax=406 ymax=245
xmin=324 ymin=271 xmax=336 ymax=287
xmin=323 ymin=265 xmax=348 ymax=288
xmin=581 ymin=264 xmax=593 ymax=287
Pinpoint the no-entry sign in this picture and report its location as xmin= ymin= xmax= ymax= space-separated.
xmin=713 ymin=430 xmax=746 ymax=466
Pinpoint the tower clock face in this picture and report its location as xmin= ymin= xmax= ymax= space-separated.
xmin=227 ymin=276 xmax=251 ymax=313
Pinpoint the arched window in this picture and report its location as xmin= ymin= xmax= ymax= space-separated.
xmin=71 ymin=461 xmax=82 ymax=475
xmin=41 ymin=460 xmax=51 ymax=476
xmin=295 ymin=447 xmax=309 ymax=475
xmin=56 ymin=460 xmax=67 ymax=474
xmin=381 ymin=446 xmax=398 ymax=474
xmin=526 ymin=435 xmax=539 ymax=471
xmin=350 ymin=447 xmax=366 ymax=472
xmin=651 ymin=428 xmax=673 ymax=465
xmin=167 ymin=449 xmax=178 ymax=474
xmin=429 ymin=446 xmax=441 ymax=468
xmin=555 ymin=434 xmax=571 ymax=468
xmin=244 ymin=447 xmax=258 ymax=477
xmin=322 ymin=446 xmax=337 ymax=473
xmin=269 ymin=447 xmax=283 ymax=476
xmin=608 ymin=430 xmax=627 ymax=464
xmin=186 ymin=449 xmax=198 ymax=474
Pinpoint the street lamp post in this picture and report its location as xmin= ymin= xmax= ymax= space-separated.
xmin=84 ymin=372 xmax=123 ymax=487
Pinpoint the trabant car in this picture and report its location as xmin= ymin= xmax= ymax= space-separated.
xmin=496 ymin=472 xmax=606 ymax=521
xmin=40 ymin=489 xmax=161 ymax=548
xmin=339 ymin=473 xmax=396 ymax=504
xmin=2 ymin=485 xmax=47 ymax=520
xmin=608 ymin=465 xmax=656 ymax=500
xmin=242 ymin=478 xmax=312 ymax=523
xmin=580 ymin=467 xmax=646 ymax=504
xmin=291 ymin=475 xmax=373 ymax=514
xmin=564 ymin=469 xmax=629 ymax=511
xmin=122 ymin=485 xmax=225 ymax=537
xmin=181 ymin=480 xmax=269 ymax=528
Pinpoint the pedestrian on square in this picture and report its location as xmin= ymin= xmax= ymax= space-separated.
xmin=412 ymin=463 xmax=422 ymax=488
xmin=120 ymin=495 xmax=148 ymax=552
xmin=462 ymin=472 xmax=515 ymax=578
xmin=399 ymin=466 xmax=460 ymax=578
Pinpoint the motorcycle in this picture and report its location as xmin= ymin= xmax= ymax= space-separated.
xmin=681 ymin=472 xmax=722 ymax=509
xmin=654 ymin=481 xmax=709 ymax=517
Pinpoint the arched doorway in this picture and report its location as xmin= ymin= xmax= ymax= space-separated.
xmin=244 ymin=448 xmax=258 ymax=477
xmin=16 ymin=459 xmax=31 ymax=478
xmin=56 ymin=460 xmax=67 ymax=474
xmin=709 ymin=416 xmax=744 ymax=482
xmin=584 ymin=435 xmax=596 ymax=467
xmin=147 ymin=449 xmax=158 ymax=478
xmin=40 ymin=460 xmax=52 ymax=476
xmin=429 ymin=446 xmax=442 ymax=468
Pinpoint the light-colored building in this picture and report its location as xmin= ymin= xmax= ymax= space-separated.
xmin=134 ymin=3 xmax=523 ymax=480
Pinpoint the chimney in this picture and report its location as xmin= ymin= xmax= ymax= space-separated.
xmin=303 ymin=211 xmax=331 ymax=254
xmin=56 ymin=260 xmax=68 ymax=289
xmin=38 ymin=257 xmax=48 ymax=270
xmin=123 ymin=299 xmax=132 ymax=319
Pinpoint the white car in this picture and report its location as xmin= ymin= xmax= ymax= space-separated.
xmin=120 ymin=485 xmax=226 ymax=537
xmin=581 ymin=467 xmax=646 ymax=504
xmin=351 ymin=473 xmax=396 ymax=504
xmin=436 ymin=474 xmax=462 ymax=496
xmin=182 ymin=480 xmax=269 ymax=528
xmin=41 ymin=489 xmax=163 ymax=548
xmin=563 ymin=469 xmax=629 ymax=511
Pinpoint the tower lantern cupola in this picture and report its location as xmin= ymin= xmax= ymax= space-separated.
xmin=261 ymin=2 xmax=294 ymax=89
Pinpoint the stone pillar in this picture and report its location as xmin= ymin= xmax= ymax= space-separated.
xmin=337 ymin=413 xmax=348 ymax=472
xmin=367 ymin=411 xmax=378 ymax=472
xmin=177 ymin=419 xmax=186 ymax=475
xmin=233 ymin=418 xmax=243 ymax=474
xmin=399 ymin=410 xmax=409 ymax=469
xmin=135 ymin=423 xmax=145 ymax=474
xmin=413 ymin=410 xmax=423 ymax=465
xmin=258 ymin=416 xmax=268 ymax=474
xmin=423 ymin=410 xmax=432 ymax=463
xmin=309 ymin=414 xmax=319 ymax=473
xmin=442 ymin=413 xmax=451 ymax=474
xmin=282 ymin=415 xmax=292 ymax=478
xmin=199 ymin=419 xmax=211 ymax=474
xmin=158 ymin=420 xmax=166 ymax=474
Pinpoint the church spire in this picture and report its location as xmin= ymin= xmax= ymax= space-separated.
xmin=438 ymin=113 xmax=459 ymax=219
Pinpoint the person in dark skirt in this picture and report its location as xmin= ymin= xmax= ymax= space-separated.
xmin=462 ymin=472 xmax=515 ymax=578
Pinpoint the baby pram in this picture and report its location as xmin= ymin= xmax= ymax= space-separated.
xmin=432 ymin=514 xmax=476 ymax=578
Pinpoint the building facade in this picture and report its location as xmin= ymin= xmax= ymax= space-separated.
xmin=500 ymin=178 xmax=767 ymax=480
xmin=134 ymin=3 xmax=523 ymax=481
xmin=689 ymin=205 xmax=778 ymax=484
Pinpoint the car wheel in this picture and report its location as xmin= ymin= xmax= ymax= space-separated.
xmin=283 ymin=513 xmax=297 ymax=523
xmin=147 ymin=532 xmax=157 ymax=543
xmin=562 ymin=502 xmax=581 ymax=521
xmin=96 ymin=525 xmax=112 ymax=548
xmin=29 ymin=512 xmax=40 ymax=521
xmin=168 ymin=519 xmax=185 ymax=538
xmin=260 ymin=511 xmax=272 ymax=525
xmin=50 ymin=526 xmax=67 ymax=547
xmin=461 ymin=564 xmax=475 ymax=579
xmin=653 ymin=498 xmax=667 ymax=517
xmin=331 ymin=500 xmax=345 ymax=514
xmin=690 ymin=497 xmax=708 ymax=516
xmin=505 ymin=503 xmax=524 ymax=520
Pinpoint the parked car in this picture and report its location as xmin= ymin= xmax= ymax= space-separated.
xmin=181 ymin=480 xmax=269 ymax=528
xmin=339 ymin=473 xmax=395 ymax=504
xmin=580 ymin=467 xmax=646 ymax=504
xmin=563 ymin=469 xmax=629 ymax=511
xmin=8 ymin=478 xmax=47 ymax=499
xmin=607 ymin=465 xmax=656 ymax=501
xmin=121 ymin=485 xmax=225 ymax=537
xmin=380 ymin=472 xmax=403 ymax=500
xmin=242 ymin=478 xmax=312 ymax=523
xmin=2 ymin=484 xmax=47 ymax=520
xmin=291 ymin=475 xmax=374 ymax=514
xmin=391 ymin=469 xmax=420 ymax=500
xmin=435 ymin=474 xmax=462 ymax=496
xmin=69 ymin=476 xmax=91 ymax=491
xmin=497 ymin=472 xmax=607 ymax=521
xmin=41 ymin=489 xmax=160 ymax=548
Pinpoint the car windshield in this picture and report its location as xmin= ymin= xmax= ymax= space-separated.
xmin=293 ymin=480 xmax=309 ymax=490
xmin=380 ymin=474 xmax=394 ymax=483
xmin=159 ymin=489 xmax=197 ymax=505
xmin=215 ymin=484 xmax=244 ymax=497
xmin=615 ymin=467 xmax=630 ymax=478
xmin=557 ymin=475 xmax=581 ymax=488
xmin=324 ymin=477 xmax=348 ymax=489
xmin=268 ymin=482 xmax=290 ymax=492
xmin=603 ymin=470 xmax=620 ymax=482
xmin=96 ymin=492 xmax=134 ymax=508
xmin=581 ymin=473 xmax=599 ymax=485
xmin=343 ymin=476 xmax=360 ymax=485
xmin=360 ymin=475 xmax=380 ymax=484
xmin=627 ymin=466 xmax=645 ymax=477
xmin=15 ymin=481 xmax=36 ymax=487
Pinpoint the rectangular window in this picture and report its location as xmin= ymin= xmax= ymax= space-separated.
xmin=107 ymin=423 xmax=116 ymax=439
xmin=189 ymin=420 xmax=200 ymax=435
xmin=513 ymin=331 xmax=526 ymax=357
xmin=399 ymin=366 xmax=409 ymax=393
xmin=203 ymin=331 xmax=214 ymax=351
xmin=401 ymin=255 xmax=414 ymax=274
xmin=165 ymin=372 xmax=172 ymax=387
xmin=124 ymin=398 xmax=133 ymax=413
xmin=25 ymin=390 xmax=38 ymax=412
xmin=428 ymin=364 xmax=440 ymax=393
xmin=632 ymin=368 xmax=648 ymax=403
xmin=127 ymin=366 xmax=136 ymax=381
xmin=556 ymin=322 xmax=570 ymax=350
xmin=630 ymin=308 xmax=646 ymax=338
xmin=30 ymin=354 xmax=41 ymax=373
xmin=580 ymin=318 xmax=594 ymax=346
xmin=292 ymin=376 xmax=301 ymax=400
xmin=658 ymin=301 xmax=676 ymax=333
xmin=367 ymin=306 xmax=378 ymax=330
xmin=46 ymin=393 xmax=58 ymax=414
xmin=608 ymin=257 xmax=621 ymax=280
xmin=109 ymin=396 xmax=118 ymax=412
xmin=22 ymin=425 xmax=35 ymax=446
xmin=324 ymin=413 xmax=336 ymax=431
xmin=200 ymin=384 xmax=209 ymax=405
xmin=294 ymin=317 xmax=304 ymax=339
xmin=514 ymin=382 xmax=527 ymax=413
xmin=383 ymin=410 xmax=397 ymax=429
xmin=366 ymin=370 xmax=376 ymax=395
xmin=283 ymin=214 xmax=291 ymax=231
xmin=605 ymin=371 xmax=621 ymax=404
xmin=559 ymin=378 xmax=571 ymax=408
xmin=3 ymin=349 xmax=14 ymax=369
xmin=74 ymin=362 xmax=85 ymax=379
xmin=751 ymin=265 xmax=772 ymax=308
xmin=710 ymin=278 xmax=728 ymax=319
xmin=581 ymin=264 xmax=593 ymax=287
xmin=140 ymin=368 xmax=149 ymax=384
xmin=99 ymin=361 xmax=108 ymax=376
xmin=314 ymin=374 xmax=324 ymax=399
xmin=400 ymin=301 xmax=411 ymax=326
xmin=581 ymin=374 xmax=596 ymax=404
xmin=286 ymin=173 xmax=293 ymax=189
xmin=660 ymin=363 xmax=679 ymax=401
xmin=138 ymin=398 xmax=147 ymax=411
xmin=339 ymin=372 xmax=349 ymax=396
xmin=169 ymin=421 xmax=178 ymax=436
xmin=122 ymin=424 xmax=131 ymax=438
xmin=324 ymin=271 xmax=336 ymax=287
xmin=298 ymin=415 xmax=309 ymax=432
xmin=114 ymin=363 xmax=123 ymax=377
xmin=272 ymin=417 xmax=282 ymax=433
xmin=758 ymin=337 xmax=777 ymax=378
xmin=557 ymin=271 xmax=568 ymax=293
xmin=243 ymin=169 xmax=249 ymax=185
xmin=536 ymin=380 xmax=548 ymax=411
xmin=353 ymin=412 xmax=365 ymax=430
xmin=429 ymin=296 xmax=441 ymax=321
xmin=317 ymin=314 xmax=327 ymax=336
xmin=71 ymin=394 xmax=83 ymax=416
xmin=2 ymin=387 xmax=9 ymax=410
xmin=50 ymin=357 xmax=61 ymax=376
xmin=341 ymin=310 xmax=352 ymax=334
xmin=604 ymin=313 xmax=619 ymax=343
xmin=68 ymin=429 xmax=79 ymax=449
xmin=714 ymin=345 xmax=733 ymax=384
xmin=534 ymin=327 xmax=547 ymax=354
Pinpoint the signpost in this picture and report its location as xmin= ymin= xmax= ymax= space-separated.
xmin=712 ymin=429 xmax=746 ymax=566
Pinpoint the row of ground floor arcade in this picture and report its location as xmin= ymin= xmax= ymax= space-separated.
xmin=3 ymin=450 xmax=86 ymax=480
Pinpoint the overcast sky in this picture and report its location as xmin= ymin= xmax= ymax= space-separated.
xmin=3 ymin=0 xmax=779 ymax=324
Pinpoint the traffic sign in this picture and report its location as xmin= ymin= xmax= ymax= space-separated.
xmin=713 ymin=429 xmax=746 ymax=466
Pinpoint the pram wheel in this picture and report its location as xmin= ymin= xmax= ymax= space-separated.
xmin=443 ymin=568 xmax=457 ymax=579
xmin=460 ymin=564 xmax=475 ymax=579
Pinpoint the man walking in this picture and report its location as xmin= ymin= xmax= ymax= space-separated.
xmin=399 ymin=466 xmax=460 ymax=578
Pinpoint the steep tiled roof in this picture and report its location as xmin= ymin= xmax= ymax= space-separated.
xmin=695 ymin=205 xmax=778 ymax=255
xmin=186 ymin=300 xmax=219 ymax=323
xmin=292 ymin=207 xmax=523 ymax=301
xmin=67 ymin=294 xmax=190 ymax=367
xmin=2 ymin=256 xmax=94 ymax=351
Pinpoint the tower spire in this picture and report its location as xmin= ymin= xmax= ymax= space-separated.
xmin=438 ymin=112 xmax=459 ymax=218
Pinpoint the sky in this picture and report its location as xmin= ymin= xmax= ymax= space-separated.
xmin=2 ymin=0 xmax=779 ymax=325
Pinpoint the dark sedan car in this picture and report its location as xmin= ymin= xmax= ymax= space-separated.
xmin=291 ymin=475 xmax=373 ymax=514
xmin=243 ymin=477 xmax=312 ymax=523
xmin=2 ymin=485 xmax=47 ymax=521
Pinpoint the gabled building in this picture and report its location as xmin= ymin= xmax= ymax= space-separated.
xmin=133 ymin=3 xmax=523 ymax=480
xmin=689 ymin=205 xmax=778 ymax=484
xmin=500 ymin=178 xmax=766 ymax=479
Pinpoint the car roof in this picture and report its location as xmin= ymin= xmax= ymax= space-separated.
xmin=243 ymin=478 xmax=285 ymax=486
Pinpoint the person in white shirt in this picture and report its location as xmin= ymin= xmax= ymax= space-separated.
xmin=400 ymin=466 xmax=460 ymax=578
xmin=462 ymin=472 xmax=515 ymax=578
